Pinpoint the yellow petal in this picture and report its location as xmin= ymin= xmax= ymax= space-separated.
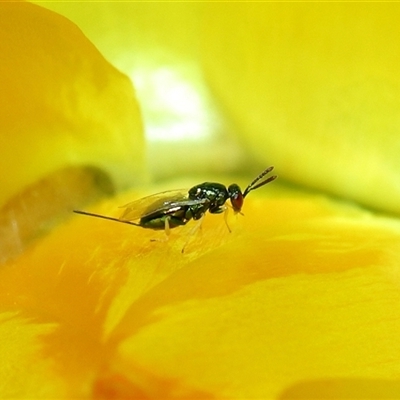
xmin=0 ymin=313 xmax=65 ymax=398
xmin=202 ymin=3 xmax=400 ymax=214
xmin=2 ymin=185 xmax=400 ymax=398
xmin=110 ymin=190 xmax=400 ymax=398
xmin=0 ymin=2 xmax=144 ymax=261
xmin=0 ymin=1 xmax=144 ymax=207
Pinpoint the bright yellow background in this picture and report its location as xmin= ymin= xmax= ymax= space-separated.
xmin=32 ymin=1 xmax=400 ymax=214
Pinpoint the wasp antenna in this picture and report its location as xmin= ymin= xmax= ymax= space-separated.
xmin=243 ymin=166 xmax=277 ymax=198
xmin=248 ymin=175 xmax=277 ymax=193
xmin=248 ymin=166 xmax=274 ymax=189
xmin=73 ymin=210 xmax=140 ymax=227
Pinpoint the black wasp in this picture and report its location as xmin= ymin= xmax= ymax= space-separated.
xmin=74 ymin=166 xmax=277 ymax=234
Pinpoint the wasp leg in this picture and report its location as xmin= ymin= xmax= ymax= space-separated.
xmin=150 ymin=216 xmax=171 ymax=243
xmin=181 ymin=217 xmax=204 ymax=253
xmin=164 ymin=216 xmax=171 ymax=236
xmin=223 ymin=206 xmax=232 ymax=233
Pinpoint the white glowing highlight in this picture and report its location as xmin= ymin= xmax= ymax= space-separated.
xmin=130 ymin=63 xmax=216 ymax=142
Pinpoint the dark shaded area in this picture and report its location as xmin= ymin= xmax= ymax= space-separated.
xmin=279 ymin=378 xmax=400 ymax=400
xmin=0 ymin=165 xmax=114 ymax=264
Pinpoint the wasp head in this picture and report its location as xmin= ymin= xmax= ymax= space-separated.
xmin=228 ymin=184 xmax=244 ymax=213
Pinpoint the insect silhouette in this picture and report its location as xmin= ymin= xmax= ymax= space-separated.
xmin=73 ymin=166 xmax=277 ymax=235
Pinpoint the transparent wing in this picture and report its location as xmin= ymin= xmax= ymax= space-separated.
xmin=118 ymin=189 xmax=192 ymax=221
xmin=141 ymin=197 xmax=211 ymax=220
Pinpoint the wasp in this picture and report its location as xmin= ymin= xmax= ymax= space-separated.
xmin=73 ymin=166 xmax=277 ymax=234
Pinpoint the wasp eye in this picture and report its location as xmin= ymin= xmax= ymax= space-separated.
xmin=228 ymin=184 xmax=243 ymax=212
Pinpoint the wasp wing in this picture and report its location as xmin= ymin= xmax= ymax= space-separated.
xmin=119 ymin=189 xmax=189 ymax=221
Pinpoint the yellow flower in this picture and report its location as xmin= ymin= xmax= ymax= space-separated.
xmin=1 ymin=2 xmax=400 ymax=399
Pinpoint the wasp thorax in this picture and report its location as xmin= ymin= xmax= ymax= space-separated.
xmin=188 ymin=182 xmax=229 ymax=214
